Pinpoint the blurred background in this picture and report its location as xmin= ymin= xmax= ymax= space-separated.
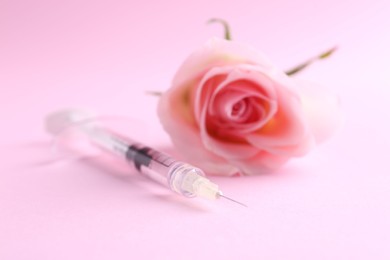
xmin=1 ymin=0 xmax=389 ymax=259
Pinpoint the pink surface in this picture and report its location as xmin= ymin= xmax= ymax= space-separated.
xmin=1 ymin=0 xmax=390 ymax=259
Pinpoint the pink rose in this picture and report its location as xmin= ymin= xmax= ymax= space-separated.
xmin=158 ymin=38 xmax=340 ymax=176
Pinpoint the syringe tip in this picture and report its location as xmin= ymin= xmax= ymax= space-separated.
xmin=217 ymin=192 xmax=247 ymax=207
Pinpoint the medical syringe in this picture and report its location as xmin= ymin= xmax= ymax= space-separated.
xmin=45 ymin=110 xmax=246 ymax=206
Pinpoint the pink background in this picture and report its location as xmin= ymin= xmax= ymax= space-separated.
xmin=1 ymin=0 xmax=390 ymax=259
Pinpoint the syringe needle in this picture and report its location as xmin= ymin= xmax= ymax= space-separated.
xmin=217 ymin=192 xmax=247 ymax=207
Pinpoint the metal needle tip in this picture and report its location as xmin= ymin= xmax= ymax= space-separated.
xmin=217 ymin=192 xmax=247 ymax=207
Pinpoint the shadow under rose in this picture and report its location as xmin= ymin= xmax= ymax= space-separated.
xmin=154 ymin=144 xmax=308 ymax=178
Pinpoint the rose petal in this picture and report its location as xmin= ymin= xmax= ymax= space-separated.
xmin=158 ymin=87 xmax=238 ymax=175
xmin=246 ymin=77 xmax=314 ymax=156
xmin=193 ymin=69 xmax=228 ymax=124
xmin=229 ymin=151 xmax=290 ymax=175
xmin=293 ymin=79 xmax=342 ymax=144
xmin=196 ymin=78 xmax=260 ymax=160
xmin=198 ymin=65 xmax=279 ymax=133
xmin=172 ymin=38 xmax=277 ymax=89
xmin=158 ymin=38 xmax=340 ymax=176
xmin=193 ymin=66 xmax=283 ymax=160
xmin=258 ymin=133 xmax=315 ymax=157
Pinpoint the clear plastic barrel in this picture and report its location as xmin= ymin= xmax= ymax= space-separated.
xmin=45 ymin=109 xmax=221 ymax=200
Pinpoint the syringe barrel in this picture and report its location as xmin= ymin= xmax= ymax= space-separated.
xmin=124 ymin=143 xmax=180 ymax=186
xmin=87 ymin=128 xmax=217 ymax=198
xmin=125 ymin=143 xmax=206 ymax=197
xmin=45 ymin=109 xmax=220 ymax=200
xmin=124 ymin=144 xmax=220 ymax=199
